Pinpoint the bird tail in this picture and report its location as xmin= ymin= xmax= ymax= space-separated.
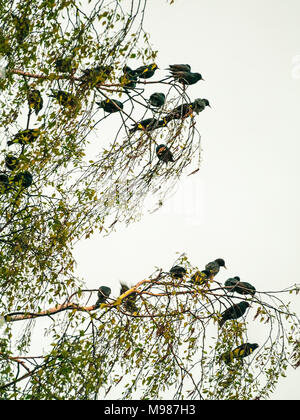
xmin=219 ymin=318 xmax=225 ymax=328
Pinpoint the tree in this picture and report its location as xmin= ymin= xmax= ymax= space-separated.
xmin=0 ymin=0 xmax=299 ymax=400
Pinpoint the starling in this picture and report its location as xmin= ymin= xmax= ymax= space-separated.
xmin=149 ymin=92 xmax=166 ymax=108
xmin=120 ymin=283 xmax=138 ymax=314
xmin=8 ymin=128 xmax=40 ymax=146
xmin=156 ymin=144 xmax=174 ymax=163
xmin=119 ymin=66 xmax=138 ymax=90
xmin=0 ymin=173 xmax=9 ymax=193
xmin=221 ymin=343 xmax=259 ymax=365
xmin=192 ymin=98 xmax=211 ymax=113
xmin=5 ymin=155 xmax=19 ymax=171
xmin=224 ymin=277 xmax=256 ymax=296
xmin=96 ymin=98 xmax=123 ymax=113
xmin=95 ymin=286 xmax=111 ymax=307
xmin=165 ymin=98 xmax=210 ymax=123
xmin=80 ymin=65 xmax=113 ymax=87
xmin=28 ymin=89 xmax=43 ymax=115
xmin=218 ymin=301 xmax=250 ymax=328
xmin=13 ymin=15 xmax=30 ymax=44
xmin=54 ymin=56 xmax=74 ymax=73
xmin=190 ymin=269 xmax=211 ymax=286
xmin=134 ymin=63 xmax=158 ymax=79
xmin=129 ymin=118 xmax=160 ymax=134
xmin=49 ymin=90 xmax=79 ymax=110
xmin=205 ymin=258 xmax=227 ymax=277
xmin=169 ymin=265 xmax=186 ymax=279
xmin=13 ymin=171 xmax=33 ymax=189
xmin=170 ymin=70 xmax=204 ymax=86
xmin=168 ymin=64 xmax=191 ymax=73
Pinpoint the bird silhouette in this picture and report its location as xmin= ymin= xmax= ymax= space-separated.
xmin=54 ymin=56 xmax=74 ymax=73
xmin=120 ymin=283 xmax=138 ymax=314
xmin=164 ymin=98 xmax=210 ymax=124
xmin=156 ymin=144 xmax=174 ymax=163
xmin=224 ymin=277 xmax=256 ymax=296
xmin=220 ymin=343 xmax=259 ymax=364
xmin=5 ymin=155 xmax=19 ymax=171
xmin=219 ymin=301 xmax=250 ymax=328
xmin=13 ymin=15 xmax=30 ymax=44
xmin=95 ymin=286 xmax=111 ymax=307
xmin=8 ymin=129 xmax=40 ymax=146
xmin=119 ymin=66 xmax=138 ymax=90
xmin=168 ymin=64 xmax=191 ymax=73
xmin=205 ymin=258 xmax=227 ymax=278
xmin=130 ymin=118 xmax=161 ymax=134
xmin=190 ymin=269 xmax=211 ymax=286
xmin=149 ymin=92 xmax=166 ymax=108
xmin=13 ymin=171 xmax=33 ymax=189
xmin=135 ymin=63 xmax=158 ymax=79
xmin=49 ymin=90 xmax=79 ymax=110
xmin=0 ymin=173 xmax=9 ymax=193
xmin=28 ymin=89 xmax=43 ymax=115
xmin=169 ymin=265 xmax=186 ymax=279
xmin=96 ymin=98 xmax=123 ymax=113
xmin=80 ymin=65 xmax=113 ymax=87
xmin=169 ymin=68 xmax=204 ymax=85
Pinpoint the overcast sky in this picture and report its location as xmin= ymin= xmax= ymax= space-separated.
xmin=72 ymin=0 xmax=300 ymax=399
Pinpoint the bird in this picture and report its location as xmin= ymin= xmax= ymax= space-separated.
xmin=218 ymin=301 xmax=250 ymax=328
xmin=13 ymin=15 xmax=30 ymax=44
xmin=0 ymin=173 xmax=10 ymax=193
xmin=95 ymin=286 xmax=111 ymax=307
xmin=192 ymin=98 xmax=211 ymax=113
xmin=27 ymin=89 xmax=43 ymax=115
xmin=156 ymin=144 xmax=174 ymax=163
xmin=49 ymin=90 xmax=79 ymax=110
xmin=168 ymin=64 xmax=191 ymax=73
xmin=13 ymin=171 xmax=33 ymax=189
xmin=149 ymin=92 xmax=166 ymax=108
xmin=190 ymin=269 xmax=211 ymax=286
xmin=164 ymin=98 xmax=210 ymax=123
xmin=5 ymin=154 xmax=19 ymax=171
xmin=54 ymin=56 xmax=74 ymax=73
xmin=169 ymin=265 xmax=186 ymax=279
xmin=220 ymin=343 xmax=259 ymax=365
xmin=129 ymin=118 xmax=161 ymax=134
xmin=224 ymin=277 xmax=256 ymax=296
xmin=80 ymin=65 xmax=113 ymax=87
xmin=119 ymin=66 xmax=138 ymax=90
xmin=169 ymin=68 xmax=204 ymax=85
xmin=205 ymin=258 xmax=227 ymax=279
xmin=96 ymin=98 xmax=123 ymax=113
xmin=134 ymin=63 xmax=158 ymax=79
xmin=120 ymin=283 xmax=138 ymax=314
xmin=8 ymin=128 xmax=40 ymax=146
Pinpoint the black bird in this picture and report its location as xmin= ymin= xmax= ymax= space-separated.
xmin=96 ymin=98 xmax=123 ymax=113
xmin=119 ymin=66 xmax=138 ymax=90
xmin=149 ymin=92 xmax=166 ymax=108
xmin=8 ymin=129 xmax=40 ymax=146
xmin=129 ymin=118 xmax=161 ymax=134
xmin=224 ymin=277 xmax=256 ymax=296
xmin=164 ymin=98 xmax=210 ymax=123
xmin=219 ymin=301 xmax=250 ymax=328
xmin=95 ymin=286 xmax=111 ymax=307
xmin=0 ymin=173 xmax=9 ymax=193
xmin=221 ymin=343 xmax=259 ymax=365
xmin=168 ymin=64 xmax=191 ymax=73
xmin=5 ymin=155 xmax=19 ymax=171
xmin=205 ymin=258 xmax=227 ymax=278
xmin=135 ymin=63 xmax=158 ymax=79
xmin=120 ymin=283 xmax=138 ymax=314
xmin=49 ymin=90 xmax=79 ymax=110
xmin=156 ymin=144 xmax=174 ymax=163
xmin=28 ymin=89 xmax=43 ymax=115
xmin=13 ymin=171 xmax=33 ymax=189
xmin=80 ymin=65 xmax=113 ymax=87
xmin=190 ymin=269 xmax=211 ymax=286
xmin=13 ymin=15 xmax=30 ymax=44
xmin=54 ymin=56 xmax=74 ymax=73
xmin=169 ymin=265 xmax=186 ymax=279
xmin=170 ymin=70 xmax=204 ymax=86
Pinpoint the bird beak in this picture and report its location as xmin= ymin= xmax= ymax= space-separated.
xmin=224 ymin=265 xmax=227 ymax=269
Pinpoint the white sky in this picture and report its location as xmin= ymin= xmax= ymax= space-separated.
xmin=73 ymin=0 xmax=300 ymax=399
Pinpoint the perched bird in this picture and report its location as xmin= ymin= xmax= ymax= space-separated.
xmin=13 ymin=171 xmax=33 ymax=189
xmin=119 ymin=66 xmax=138 ymax=90
xmin=80 ymin=65 xmax=113 ymax=87
xmin=8 ymin=128 xmax=40 ymax=146
xmin=164 ymin=98 xmax=210 ymax=123
xmin=224 ymin=277 xmax=256 ymax=296
xmin=220 ymin=343 xmax=259 ymax=365
xmin=168 ymin=64 xmax=191 ymax=73
xmin=129 ymin=118 xmax=161 ymax=134
xmin=169 ymin=265 xmax=186 ymax=279
xmin=218 ymin=301 xmax=250 ymax=328
xmin=54 ymin=56 xmax=74 ymax=73
xmin=96 ymin=98 xmax=123 ymax=113
xmin=149 ymin=92 xmax=166 ymax=108
xmin=156 ymin=144 xmax=174 ymax=163
xmin=169 ymin=66 xmax=204 ymax=85
xmin=95 ymin=286 xmax=111 ymax=307
xmin=190 ymin=269 xmax=211 ymax=286
xmin=0 ymin=173 xmax=9 ymax=193
xmin=49 ymin=90 xmax=79 ymax=110
xmin=28 ymin=89 xmax=43 ymax=115
xmin=5 ymin=155 xmax=19 ymax=171
xmin=134 ymin=63 xmax=158 ymax=79
xmin=13 ymin=15 xmax=30 ymax=44
xmin=120 ymin=283 xmax=138 ymax=314
xmin=205 ymin=258 xmax=227 ymax=278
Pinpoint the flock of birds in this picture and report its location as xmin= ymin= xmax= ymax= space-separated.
xmin=96 ymin=258 xmax=259 ymax=366
xmin=0 ymin=61 xmax=210 ymax=193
